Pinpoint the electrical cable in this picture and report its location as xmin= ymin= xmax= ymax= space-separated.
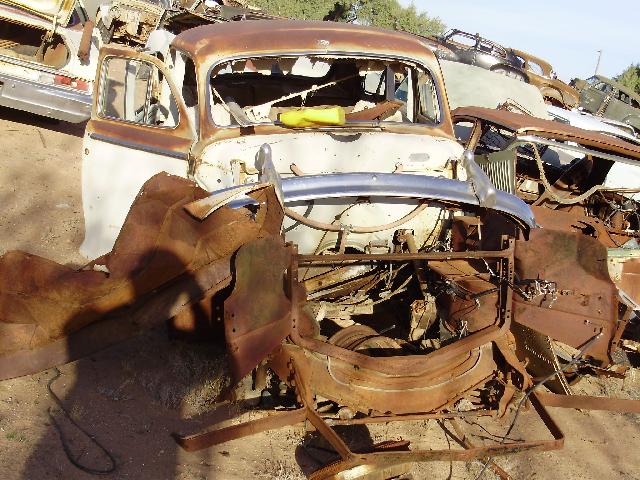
xmin=47 ymin=368 xmax=117 ymax=476
xmin=473 ymin=331 xmax=602 ymax=480
xmin=284 ymin=203 xmax=428 ymax=233
xmin=530 ymin=143 xmax=607 ymax=205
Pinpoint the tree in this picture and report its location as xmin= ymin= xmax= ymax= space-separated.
xmin=248 ymin=0 xmax=445 ymax=36
xmin=324 ymin=1 xmax=357 ymax=22
xmin=248 ymin=0 xmax=345 ymax=20
xmin=352 ymin=0 xmax=445 ymax=36
xmin=615 ymin=64 xmax=640 ymax=95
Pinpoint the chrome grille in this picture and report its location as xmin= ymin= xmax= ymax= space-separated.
xmin=474 ymin=153 xmax=515 ymax=194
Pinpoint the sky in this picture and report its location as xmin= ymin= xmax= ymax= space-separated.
xmin=400 ymin=0 xmax=638 ymax=82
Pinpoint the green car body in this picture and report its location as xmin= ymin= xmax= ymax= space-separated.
xmin=574 ymin=75 xmax=640 ymax=133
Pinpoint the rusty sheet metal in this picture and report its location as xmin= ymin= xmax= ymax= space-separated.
xmin=173 ymin=20 xmax=438 ymax=70
xmin=78 ymin=19 xmax=94 ymax=63
xmin=536 ymin=392 xmax=640 ymax=413
xmin=452 ymin=106 xmax=640 ymax=160
xmin=513 ymin=229 xmax=618 ymax=365
xmin=530 ymin=207 xmax=639 ymax=293
xmin=224 ymin=236 xmax=292 ymax=383
xmin=221 ymin=238 xmax=504 ymax=399
xmin=174 ymin=407 xmax=307 ymax=452
xmin=530 ymin=205 xmax=623 ymax=248
xmin=273 ymin=342 xmax=496 ymax=415
xmin=0 ymin=257 xmax=232 ymax=381
xmin=174 ymin=235 xmax=567 ymax=477
xmin=277 ymin=243 xmax=517 ymax=415
xmin=511 ymin=322 xmax=572 ymax=395
xmin=0 ymin=174 xmax=282 ymax=380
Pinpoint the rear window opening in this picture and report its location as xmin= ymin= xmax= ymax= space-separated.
xmin=447 ymin=32 xmax=477 ymax=48
xmin=0 ymin=17 xmax=69 ymax=69
xmin=209 ymin=55 xmax=442 ymax=127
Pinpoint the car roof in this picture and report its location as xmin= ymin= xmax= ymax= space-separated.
xmin=445 ymin=29 xmax=504 ymax=48
xmin=511 ymin=49 xmax=553 ymax=76
xmin=452 ymin=106 xmax=640 ymax=160
xmin=172 ymin=20 xmax=437 ymax=64
xmin=592 ymin=75 xmax=640 ymax=103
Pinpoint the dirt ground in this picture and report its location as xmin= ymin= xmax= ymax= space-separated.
xmin=0 ymin=106 xmax=639 ymax=480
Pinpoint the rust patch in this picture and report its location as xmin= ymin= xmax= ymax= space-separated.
xmin=224 ymin=236 xmax=292 ymax=383
xmin=513 ymin=229 xmax=618 ymax=365
xmin=0 ymin=174 xmax=282 ymax=379
xmin=453 ymin=106 xmax=640 ymax=160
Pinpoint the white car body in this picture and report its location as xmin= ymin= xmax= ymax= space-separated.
xmin=0 ymin=0 xmax=101 ymax=122
xmin=547 ymin=105 xmax=640 ymax=201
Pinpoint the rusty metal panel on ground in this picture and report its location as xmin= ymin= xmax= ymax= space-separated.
xmin=513 ymin=228 xmax=618 ymax=365
xmin=0 ymin=174 xmax=282 ymax=380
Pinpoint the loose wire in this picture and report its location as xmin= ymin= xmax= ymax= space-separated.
xmin=473 ymin=331 xmax=602 ymax=480
xmin=47 ymin=368 xmax=117 ymax=476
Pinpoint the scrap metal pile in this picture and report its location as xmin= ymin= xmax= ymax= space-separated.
xmin=0 ymin=15 xmax=639 ymax=480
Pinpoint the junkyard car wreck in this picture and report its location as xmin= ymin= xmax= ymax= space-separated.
xmin=0 ymin=0 xmax=275 ymax=122
xmin=0 ymin=19 xmax=639 ymax=480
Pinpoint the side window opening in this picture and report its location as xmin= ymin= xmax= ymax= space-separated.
xmin=528 ymin=61 xmax=544 ymax=77
xmin=617 ymin=91 xmax=631 ymax=105
xmin=99 ymin=56 xmax=179 ymax=128
xmin=449 ymin=32 xmax=476 ymax=49
xmin=182 ymin=57 xmax=198 ymax=108
xmin=417 ymin=70 xmax=441 ymax=125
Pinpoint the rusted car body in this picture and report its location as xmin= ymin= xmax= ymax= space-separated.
xmin=0 ymin=173 xmax=282 ymax=379
xmin=97 ymin=0 xmax=277 ymax=46
xmin=511 ymin=49 xmax=579 ymax=108
xmin=0 ymin=0 xmax=273 ymax=122
xmin=573 ymin=75 xmax=640 ymax=134
xmin=4 ymin=159 xmax=581 ymax=477
xmin=452 ymin=107 xmax=640 ymax=241
xmin=0 ymin=0 xmax=101 ymax=122
xmin=425 ymin=29 xmax=527 ymax=82
xmin=2 ymin=19 xmax=640 ymax=479
xmin=452 ymin=107 xmax=640 ymax=319
xmin=3 ymin=163 xmax=636 ymax=476
xmin=80 ymin=20 xmax=466 ymax=259
xmin=170 ymin=153 xmax=638 ymax=477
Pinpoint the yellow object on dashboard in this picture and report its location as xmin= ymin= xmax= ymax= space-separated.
xmin=279 ymin=107 xmax=346 ymax=128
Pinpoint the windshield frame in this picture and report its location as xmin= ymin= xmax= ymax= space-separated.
xmin=205 ymin=51 xmax=446 ymax=131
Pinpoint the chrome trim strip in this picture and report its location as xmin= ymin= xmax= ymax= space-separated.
xmin=0 ymin=70 xmax=91 ymax=123
xmin=516 ymin=134 xmax=640 ymax=167
xmin=214 ymin=171 xmax=535 ymax=230
xmin=88 ymin=133 xmax=189 ymax=160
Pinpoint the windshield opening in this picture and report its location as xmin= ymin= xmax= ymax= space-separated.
xmin=208 ymin=55 xmax=441 ymax=127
